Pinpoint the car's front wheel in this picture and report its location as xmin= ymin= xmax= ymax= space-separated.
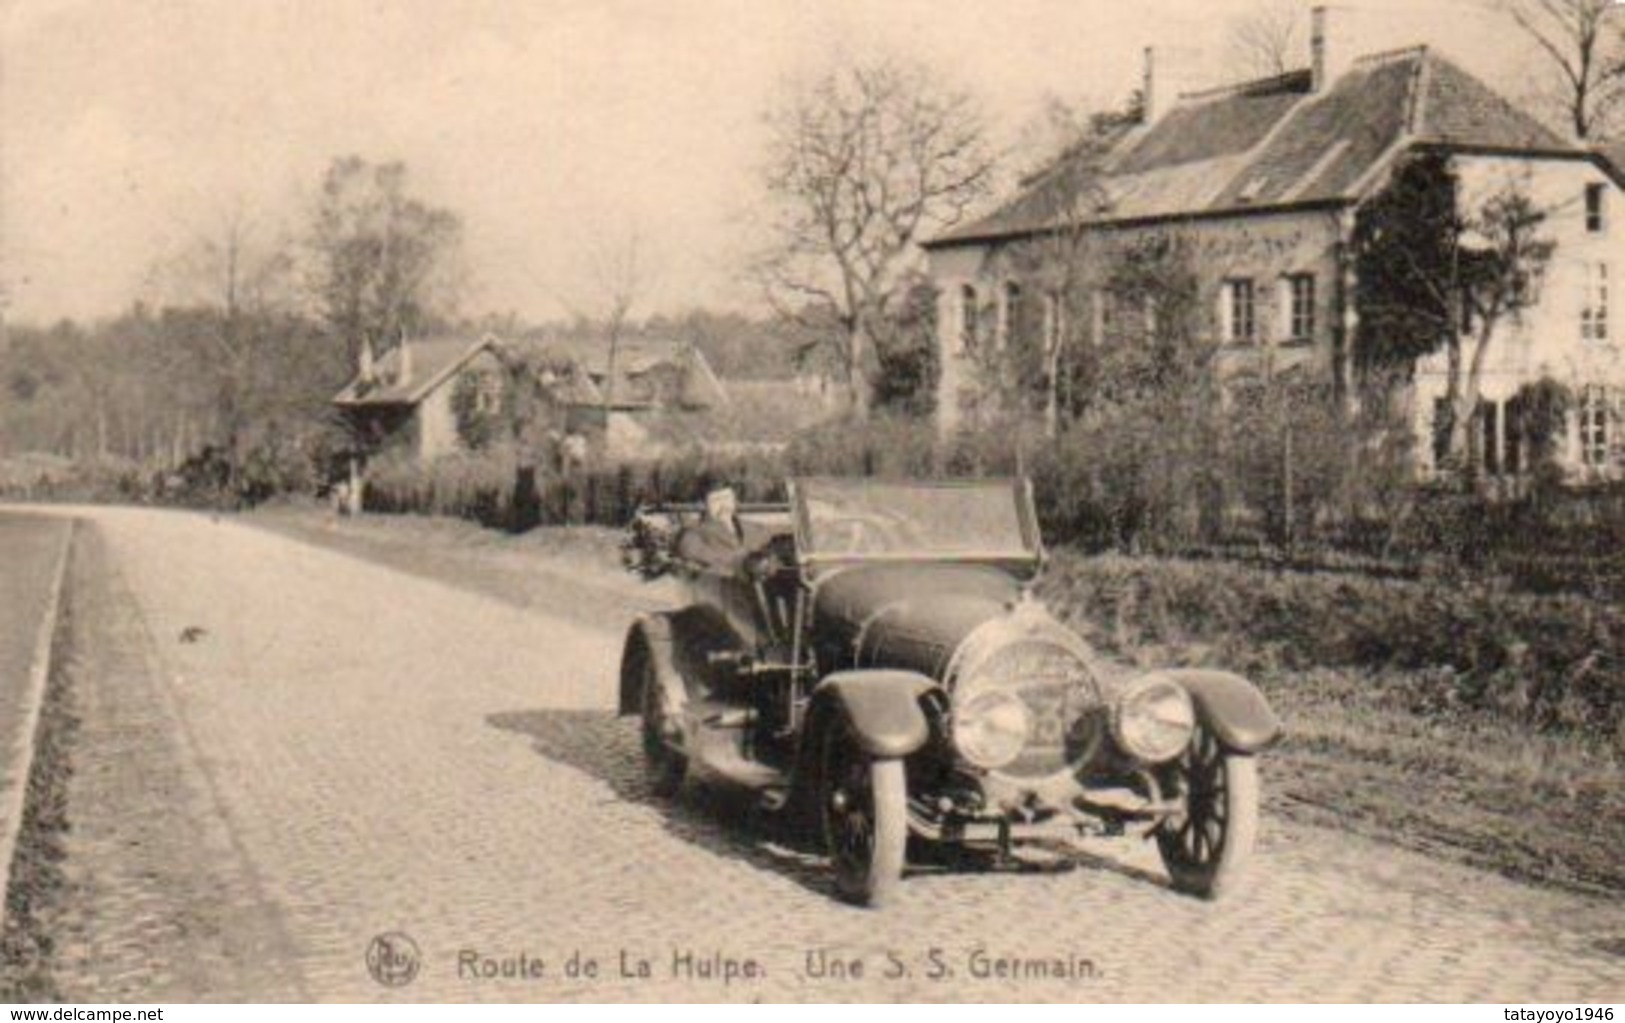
xmin=1155 ymin=724 xmax=1260 ymax=899
xmin=635 ymin=641 xmax=686 ymax=798
xmin=819 ymin=720 xmax=907 ymax=907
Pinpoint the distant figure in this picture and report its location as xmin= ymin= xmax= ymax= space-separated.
xmin=560 ymin=431 xmax=589 ymax=471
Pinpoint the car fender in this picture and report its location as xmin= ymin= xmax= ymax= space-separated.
xmin=1161 ymin=669 xmax=1283 ymax=753
xmin=618 ymin=614 xmax=684 ymax=717
xmin=618 ymin=606 xmax=748 ymax=717
xmin=809 ymin=669 xmax=939 ymax=759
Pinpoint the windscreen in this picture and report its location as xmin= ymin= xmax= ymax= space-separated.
xmin=792 ymin=478 xmax=1036 ymax=560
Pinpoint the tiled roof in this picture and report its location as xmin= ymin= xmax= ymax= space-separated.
xmin=521 ymin=336 xmax=691 ymax=378
xmin=1416 ymin=55 xmax=1568 ymax=150
xmin=931 ymin=47 xmax=1577 ymax=247
xmin=332 ymin=336 xmax=498 ymax=406
xmin=512 ymin=336 xmax=729 ymax=410
xmin=1599 ymin=141 xmax=1625 ymax=180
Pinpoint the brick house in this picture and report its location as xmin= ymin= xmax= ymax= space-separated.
xmin=332 ymin=334 xmax=506 ymax=462
xmin=924 ymin=10 xmax=1625 ymax=483
xmin=518 ymin=337 xmax=730 ymax=460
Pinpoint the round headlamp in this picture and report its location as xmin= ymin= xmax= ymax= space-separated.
xmin=953 ymin=689 xmax=1032 ymax=770
xmin=1112 ymin=674 xmax=1196 ymax=764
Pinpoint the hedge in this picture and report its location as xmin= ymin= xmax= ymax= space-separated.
xmin=1038 ymin=550 xmax=1625 ymax=742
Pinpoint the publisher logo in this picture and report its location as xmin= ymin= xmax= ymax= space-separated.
xmin=366 ymin=931 xmax=422 ymax=987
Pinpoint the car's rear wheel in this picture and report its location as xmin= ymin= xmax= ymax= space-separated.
xmin=1156 ymin=724 xmax=1259 ymax=899
xmin=636 ymin=642 xmax=686 ymax=798
xmin=819 ymin=719 xmax=907 ymax=907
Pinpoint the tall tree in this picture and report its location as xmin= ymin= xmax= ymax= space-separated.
xmin=756 ymin=54 xmax=995 ymax=418
xmin=1353 ymin=154 xmax=1555 ymax=479
xmin=1506 ymin=0 xmax=1625 ymax=139
xmin=309 ymin=157 xmax=463 ymax=363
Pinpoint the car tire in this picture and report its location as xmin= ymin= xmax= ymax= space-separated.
xmin=635 ymin=639 xmax=686 ymax=798
xmin=1155 ymin=725 xmax=1260 ymax=899
xmin=819 ymin=720 xmax=907 ymax=907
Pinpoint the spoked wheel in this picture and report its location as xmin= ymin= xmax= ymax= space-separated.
xmin=819 ymin=720 xmax=907 ymax=907
xmin=1156 ymin=724 xmax=1259 ymax=899
xmin=637 ymin=644 xmax=686 ymax=798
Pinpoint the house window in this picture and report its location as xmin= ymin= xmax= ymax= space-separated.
xmin=475 ymin=372 xmax=501 ymax=414
xmin=959 ymin=284 xmax=979 ymax=354
xmin=1224 ymin=279 xmax=1256 ymax=344
xmin=1586 ymin=183 xmax=1607 ymax=234
xmin=1000 ymin=280 xmax=1022 ymax=352
xmin=1286 ymin=274 xmax=1315 ymax=343
xmin=1582 ymin=262 xmax=1610 ymax=342
xmin=1505 ymin=394 xmax=1524 ymax=476
xmin=1581 ymin=385 xmax=1612 ymax=466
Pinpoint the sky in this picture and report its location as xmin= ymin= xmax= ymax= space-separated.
xmin=0 ymin=0 xmax=1551 ymax=327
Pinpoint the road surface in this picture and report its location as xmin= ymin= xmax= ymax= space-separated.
xmin=14 ymin=506 xmax=1625 ymax=1002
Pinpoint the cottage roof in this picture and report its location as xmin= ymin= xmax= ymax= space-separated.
xmin=930 ymin=48 xmax=1578 ymax=247
xmin=522 ymin=336 xmax=692 ymax=378
xmin=332 ymin=335 xmax=499 ymax=406
xmin=519 ymin=336 xmax=728 ymax=409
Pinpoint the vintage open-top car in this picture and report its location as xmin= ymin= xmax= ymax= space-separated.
xmin=619 ymin=477 xmax=1281 ymax=906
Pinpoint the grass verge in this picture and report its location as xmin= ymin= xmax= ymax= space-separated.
xmin=1036 ymin=552 xmax=1625 ymax=894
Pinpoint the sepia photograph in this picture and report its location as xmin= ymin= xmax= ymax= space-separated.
xmin=1 ymin=0 xmax=1623 ymax=1008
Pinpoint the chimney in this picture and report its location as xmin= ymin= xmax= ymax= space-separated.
xmin=358 ymin=336 xmax=376 ymax=384
xmin=397 ymin=335 xmax=413 ymax=385
xmin=1311 ymin=6 xmax=1330 ymax=92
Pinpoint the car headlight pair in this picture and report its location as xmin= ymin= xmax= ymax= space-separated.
xmin=1112 ymin=674 xmax=1196 ymax=763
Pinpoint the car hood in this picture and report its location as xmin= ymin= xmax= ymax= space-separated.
xmin=813 ymin=563 xmax=1025 ymax=679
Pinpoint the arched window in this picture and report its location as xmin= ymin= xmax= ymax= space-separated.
xmin=959 ymin=283 xmax=979 ymax=354
xmin=1001 ymin=280 xmax=1022 ymax=351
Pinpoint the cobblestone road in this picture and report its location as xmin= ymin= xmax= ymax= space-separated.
xmin=39 ymin=507 xmax=1625 ymax=1001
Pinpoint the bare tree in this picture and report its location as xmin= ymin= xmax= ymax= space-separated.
xmin=1226 ymin=1 xmax=1302 ymax=80
xmin=756 ymin=54 xmax=995 ymax=418
xmin=993 ymin=95 xmax=1140 ymax=435
xmin=1507 ymin=0 xmax=1625 ymax=139
xmin=146 ymin=207 xmax=302 ymax=465
xmin=571 ymin=229 xmax=653 ymax=412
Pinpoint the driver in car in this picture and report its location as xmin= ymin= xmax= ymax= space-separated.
xmin=676 ymin=486 xmax=783 ymax=577
xmin=676 ymin=486 xmax=750 ymax=571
